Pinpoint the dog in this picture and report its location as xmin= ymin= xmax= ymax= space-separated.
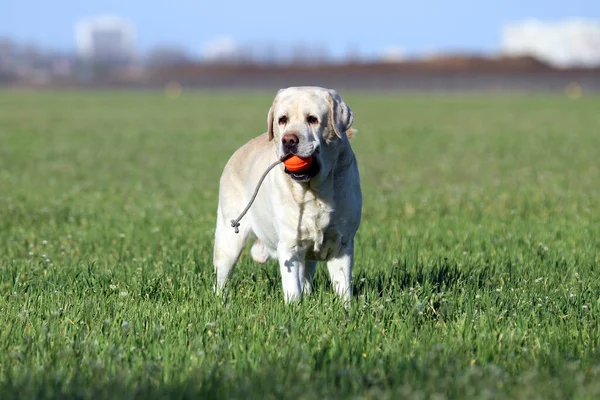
xmin=213 ymin=86 xmax=362 ymax=304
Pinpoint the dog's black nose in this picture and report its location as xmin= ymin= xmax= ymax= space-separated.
xmin=281 ymin=133 xmax=299 ymax=151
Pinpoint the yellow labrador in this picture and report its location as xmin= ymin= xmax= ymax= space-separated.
xmin=213 ymin=86 xmax=361 ymax=303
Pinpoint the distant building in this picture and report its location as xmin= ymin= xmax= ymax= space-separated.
xmin=501 ymin=19 xmax=600 ymax=68
xmin=0 ymin=38 xmax=17 ymax=82
xmin=76 ymin=16 xmax=137 ymax=64
xmin=146 ymin=45 xmax=191 ymax=68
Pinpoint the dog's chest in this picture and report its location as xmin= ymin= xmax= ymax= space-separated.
xmin=295 ymin=191 xmax=340 ymax=260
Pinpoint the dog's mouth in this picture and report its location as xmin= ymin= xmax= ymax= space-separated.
xmin=282 ymin=153 xmax=320 ymax=183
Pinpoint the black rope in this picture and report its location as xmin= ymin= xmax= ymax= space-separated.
xmin=230 ymin=158 xmax=286 ymax=233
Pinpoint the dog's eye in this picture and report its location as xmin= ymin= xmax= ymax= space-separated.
xmin=306 ymin=115 xmax=318 ymax=124
xmin=278 ymin=116 xmax=288 ymax=125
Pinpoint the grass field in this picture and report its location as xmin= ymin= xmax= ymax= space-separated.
xmin=1 ymin=90 xmax=599 ymax=399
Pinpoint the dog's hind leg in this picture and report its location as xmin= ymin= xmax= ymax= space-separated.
xmin=213 ymin=207 xmax=248 ymax=294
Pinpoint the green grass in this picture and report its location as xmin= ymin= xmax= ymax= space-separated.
xmin=1 ymin=90 xmax=599 ymax=399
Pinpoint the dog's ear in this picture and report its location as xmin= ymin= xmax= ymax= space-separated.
xmin=267 ymin=105 xmax=275 ymax=141
xmin=327 ymin=89 xmax=355 ymax=140
xmin=267 ymin=89 xmax=285 ymax=141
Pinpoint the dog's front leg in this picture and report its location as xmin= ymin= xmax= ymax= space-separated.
xmin=277 ymin=242 xmax=306 ymax=303
xmin=326 ymin=241 xmax=354 ymax=306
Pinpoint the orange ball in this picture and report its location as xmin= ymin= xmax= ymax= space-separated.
xmin=283 ymin=155 xmax=313 ymax=172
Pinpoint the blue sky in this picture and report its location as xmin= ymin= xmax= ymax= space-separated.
xmin=2 ymin=0 xmax=599 ymax=57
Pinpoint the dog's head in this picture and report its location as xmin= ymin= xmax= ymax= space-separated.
xmin=267 ymin=86 xmax=355 ymax=183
